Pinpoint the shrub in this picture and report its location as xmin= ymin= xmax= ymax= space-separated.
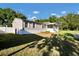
xmin=63 ymin=33 xmax=75 ymax=42
xmin=65 ymin=33 xmax=74 ymax=37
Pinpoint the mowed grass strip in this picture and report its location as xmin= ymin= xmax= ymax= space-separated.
xmin=59 ymin=30 xmax=79 ymax=35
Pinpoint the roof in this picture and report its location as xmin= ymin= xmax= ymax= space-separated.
xmin=25 ymin=20 xmax=43 ymax=25
xmin=43 ymin=22 xmax=59 ymax=25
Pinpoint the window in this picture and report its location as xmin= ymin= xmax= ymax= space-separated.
xmin=42 ymin=24 xmax=46 ymax=28
xmin=25 ymin=22 xmax=28 ymax=27
xmin=33 ymin=23 xmax=35 ymax=28
xmin=47 ymin=25 xmax=53 ymax=28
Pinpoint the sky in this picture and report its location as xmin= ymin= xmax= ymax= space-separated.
xmin=0 ymin=3 xmax=79 ymax=20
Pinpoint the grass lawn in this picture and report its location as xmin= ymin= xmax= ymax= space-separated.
xmin=59 ymin=30 xmax=79 ymax=35
xmin=0 ymin=34 xmax=44 ymax=56
xmin=0 ymin=31 xmax=79 ymax=56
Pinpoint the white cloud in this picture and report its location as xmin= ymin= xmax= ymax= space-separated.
xmin=27 ymin=15 xmax=37 ymax=20
xmin=61 ymin=11 xmax=66 ymax=14
xmin=28 ymin=16 xmax=37 ymax=20
xmin=77 ymin=11 xmax=79 ymax=14
xmin=51 ymin=13 xmax=61 ymax=18
xmin=33 ymin=11 xmax=40 ymax=14
xmin=51 ymin=13 xmax=56 ymax=16
xmin=31 ymin=16 xmax=37 ymax=19
xmin=56 ymin=15 xmax=61 ymax=18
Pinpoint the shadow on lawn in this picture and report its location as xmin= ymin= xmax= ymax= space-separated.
xmin=8 ymin=41 xmax=37 ymax=56
xmin=51 ymin=34 xmax=79 ymax=56
xmin=58 ymin=40 xmax=79 ymax=56
xmin=0 ymin=34 xmax=44 ymax=50
xmin=37 ymin=34 xmax=79 ymax=56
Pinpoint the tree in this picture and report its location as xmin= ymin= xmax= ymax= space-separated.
xmin=59 ymin=16 xmax=68 ymax=30
xmin=0 ymin=8 xmax=27 ymax=27
xmin=59 ymin=13 xmax=79 ymax=30
xmin=49 ymin=16 xmax=58 ymax=23
xmin=35 ymin=19 xmax=49 ymax=23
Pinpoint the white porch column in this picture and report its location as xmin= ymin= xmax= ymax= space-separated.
xmin=35 ymin=23 xmax=37 ymax=29
xmin=34 ymin=23 xmax=35 ymax=28
xmin=27 ymin=22 xmax=30 ymax=28
xmin=46 ymin=25 xmax=48 ymax=29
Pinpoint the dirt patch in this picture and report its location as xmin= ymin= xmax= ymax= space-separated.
xmin=36 ymin=32 xmax=54 ymax=38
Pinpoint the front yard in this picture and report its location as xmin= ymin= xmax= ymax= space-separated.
xmin=0 ymin=30 xmax=79 ymax=56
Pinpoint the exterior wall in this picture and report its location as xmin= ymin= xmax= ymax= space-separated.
xmin=0 ymin=18 xmax=25 ymax=34
xmin=12 ymin=18 xmax=25 ymax=30
xmin=46 ymin=28 xmax=58 ymax=33
xmin=26 ymin=22 xmax=43 ymax=29
xmin=35 ymin=24 xmax=42 ymax=29
xmin=28 ymin=23 xmax=33 ymax=28
xmin=0 ymin=27 xmax=15 ymax=34
xmin=46 ymin=26 xmax=59 ymax=34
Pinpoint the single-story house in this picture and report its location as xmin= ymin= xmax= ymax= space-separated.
xmin=0 ymin=18 xmax=60 ymax=34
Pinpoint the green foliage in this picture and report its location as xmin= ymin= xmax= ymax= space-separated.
xmin=49 ymin=16 xmax=58 ymax=23
xmin=0 ymin=8 xmax=27 ymax=27
xmin=35 ymin=19 xmax=49 ymax=23
xmin=65 ymin=33 xmax=74 ymax=37
xmin=63 ymin=33 xmax=76 ymax=42
xmin=59 ymin=13 xmax=79 ymax=30
xmin=35 ymin=13 xmax=79 ymax=30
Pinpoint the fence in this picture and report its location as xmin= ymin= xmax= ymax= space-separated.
xmin=0 ymin=27 xmax=15 ymax=34
xmin=0 ymin=27 xmax=58 ymax=34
